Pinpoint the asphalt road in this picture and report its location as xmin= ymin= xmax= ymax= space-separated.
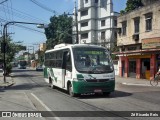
xmin=3 ymin=68 xmax=160 ymax=120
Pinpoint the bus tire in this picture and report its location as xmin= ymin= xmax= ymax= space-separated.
xmin=68 ymin=83 xmax=76 ymax=97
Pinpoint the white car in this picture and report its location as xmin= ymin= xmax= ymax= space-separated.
xmin=36 ymin=65 xmax=43 ymax=71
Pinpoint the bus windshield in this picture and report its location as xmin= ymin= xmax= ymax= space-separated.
xmin=73 ymin=47 xmax=114 ymax=74
xmin=19 ymin=60 xmax=27 ymax=66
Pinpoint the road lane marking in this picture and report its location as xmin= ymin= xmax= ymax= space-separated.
xmin=31 ymin=93 xmax=61 ymax=120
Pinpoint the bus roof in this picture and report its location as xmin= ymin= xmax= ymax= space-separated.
xmin=45 ymin=44 xmax=107 ymax=53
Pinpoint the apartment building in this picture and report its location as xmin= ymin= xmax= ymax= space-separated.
xmin=73 ymin=0 xmax=119 ymax=49
xmin=116 ymin=0 xmax=160 ymax=79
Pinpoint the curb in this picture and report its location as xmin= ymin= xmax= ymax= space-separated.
xmin=121 ymin=82 xmax=151 ymax=87
xmin=121 ymin=82 xmax=160 ymax=87
xmin=0 ymin=76 xmax=15 ymax=88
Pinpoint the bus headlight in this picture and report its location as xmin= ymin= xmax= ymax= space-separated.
xmin=109 ymin=78 xmax=115 ymax=81
xmin=73 ymin=78 xmax=84 ymax=81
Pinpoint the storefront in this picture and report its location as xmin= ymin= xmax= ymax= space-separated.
xmin=128 ymin=59 xmax=136 ymax=78
xmin=118 ymin=51 xmax=159 ymax=80
xmin=117 ymin=37 xmax=160 ymax=80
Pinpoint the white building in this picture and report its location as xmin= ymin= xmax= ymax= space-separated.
xmin=73 ymin=0 xmax=119 ymax=49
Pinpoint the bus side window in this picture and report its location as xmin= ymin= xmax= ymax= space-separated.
xmin=66 ymin=53 xmax=72 ymax=71
xmin=62 ymin=51 xmax=72 ymax=72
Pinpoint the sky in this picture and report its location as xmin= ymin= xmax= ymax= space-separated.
xmin=0 ymin=0 xmax=127 ymax=52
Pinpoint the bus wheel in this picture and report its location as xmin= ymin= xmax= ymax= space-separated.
xmin=68 ymin=83 xmax=75 ymax=97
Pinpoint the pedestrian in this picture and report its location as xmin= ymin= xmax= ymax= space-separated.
xmin=153 ymin=66 xmax=160 ymax=80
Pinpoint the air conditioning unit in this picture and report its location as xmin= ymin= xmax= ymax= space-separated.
xmin=132 ymin=34 xmax=139 ymax=41
xmin=117 ymin=28 xmax=121 ymax=34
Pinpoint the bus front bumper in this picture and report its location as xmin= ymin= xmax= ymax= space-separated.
xmin=72 ymin=80 xmax=115 ymax=94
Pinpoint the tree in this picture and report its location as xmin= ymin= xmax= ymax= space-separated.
xmin=120 ymin=0 xmax=143 ymax=14
xmin=45 ymin=14 xmax=73 ymax=50
xmin=110 ymin=41 xmax=119 ymax=60
xmin=0 ymin=36 xmax=26 ymax=75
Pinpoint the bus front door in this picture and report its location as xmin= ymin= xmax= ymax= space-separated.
xmin=62 ymin=51 xmax=72 ymax=88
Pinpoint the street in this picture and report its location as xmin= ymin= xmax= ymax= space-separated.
xmin=1 ymin=68 xmax=160 ymax=120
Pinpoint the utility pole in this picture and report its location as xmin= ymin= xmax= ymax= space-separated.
xmin=2 ymin=21 xmax=45 ymax=83
xmin=27 ymin=48 xmax=30 ymax=65
xmin=68 ymin=1 xmax=78 ymax=44
xmin=75 ymin=1 xmax=79 ymax=44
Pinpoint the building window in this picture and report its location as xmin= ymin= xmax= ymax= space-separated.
xmin=122 ymin=21 xmax=127 ymax=35
xmin=134 ymin=17 xmax=140 ymax=33
xmin=101 ymin=31 xmax=105 ymax=39
xmin=145 ymin=13 xmax=152 ymax=31
xmin=127 ymin=46 xmax=137 ymax=51
xmin=101 ymin=20 xmax=105 ymax=26
xmin=95 ymin=0 xmax=98 ymax=3
xmin=81 ymin=22 xmax=88 ymax=27
xmin=81 ymin=33 xmax=88 ymax=39
xmin=114 ymin=20 xmax=117 ymax=27
xmin=114 ymin=32 xmax=117 ymax=39
xmin=129 ymin=61 xmax=136 ymax=73
xmin=81 ymin=10 xmax=88 ymax=17
xmin=85 ymin=0 xmax=88 ymax=3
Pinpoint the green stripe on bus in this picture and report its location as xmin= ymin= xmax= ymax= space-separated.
xmin=72 ymin=81 xmax=115 ymax=94
xmin=77 ymin=74 xmax=84 ymax=79
xmin=49 ymin=68 xmax=57 ymax=82
xmin=44 ymin=67 xmax=48 ymax=78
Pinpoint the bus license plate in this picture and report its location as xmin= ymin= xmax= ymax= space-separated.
xmin=94 ymin=89 xmax=102 ymax=93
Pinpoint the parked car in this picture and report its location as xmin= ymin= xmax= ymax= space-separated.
xmin=36 ymin=65 xmax=43 ymax=71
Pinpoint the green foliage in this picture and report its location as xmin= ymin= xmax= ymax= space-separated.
xmin=0 ymin=36 xmax=26 ymax=74
xmin=125 ymin=0 xmax=143 ymax=12
xmin=6 ymin=63 xmax=12 ymax=76
xmin=45 ymin=14 xmax=73 ymax=50
xmin=120 ymin=0 xmax=143 ymax=15
xmin=120 ymin=10 xmax=125 ymax=15
xmin=38 ymin=51 xmax=44 ymax=65
xmin=110 ymin=42 xmax=119 ymax=60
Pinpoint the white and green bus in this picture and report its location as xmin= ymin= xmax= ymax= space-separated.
xmin=44 ymin=44 xmax=115 ymax=96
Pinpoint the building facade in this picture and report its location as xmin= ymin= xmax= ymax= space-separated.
xmin=73 ymin=0 xmax=119 ymax=49
xmin=116 ymin=0 xmax=160 ymax=79
xmin=39 ymin=43 xmax=46 ymax=52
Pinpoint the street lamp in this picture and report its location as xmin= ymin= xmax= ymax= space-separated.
xmin=2 ymin=21 xmax=47 ymax=83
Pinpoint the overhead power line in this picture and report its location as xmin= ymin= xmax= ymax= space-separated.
xmin=15 ymin=24 xmax=44 ymax=34
xmin=30 ymin=0 xmax=56 ymax=14
xmin=0 ymin=4 xmax=48 ymax=23
xmin=0 ymin=17 xmax=44 ymax=34
xmin=0 ymin=0 xmax=8 ymax=4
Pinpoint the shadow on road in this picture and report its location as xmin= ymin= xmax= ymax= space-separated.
xmin=5 ymin=83 xmax=45 ymax=90
xmin=0 ymin=88 xmax=5 ymax=92
xmin=12 ymin=74 xmax=35 ymax=78
xmin=49 ymin=86 xmax=132 ymax=99
xmin=77 ymin=90 xmax=132 ymax=99
xmin=13 ymin=69 xmax=36 ymax=73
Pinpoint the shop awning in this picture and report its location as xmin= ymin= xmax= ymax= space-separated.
xmin=113 ymin=48 xmax=160 ymax=56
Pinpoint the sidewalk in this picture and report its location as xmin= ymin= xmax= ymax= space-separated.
xmin=0 ymin=72 xmax=15 ymax=89
xmin=115 ymin=75 xmax=160 ymax=87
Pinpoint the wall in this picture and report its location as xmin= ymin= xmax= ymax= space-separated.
xmin=117 ymin=1 xmax=160 ymax=46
